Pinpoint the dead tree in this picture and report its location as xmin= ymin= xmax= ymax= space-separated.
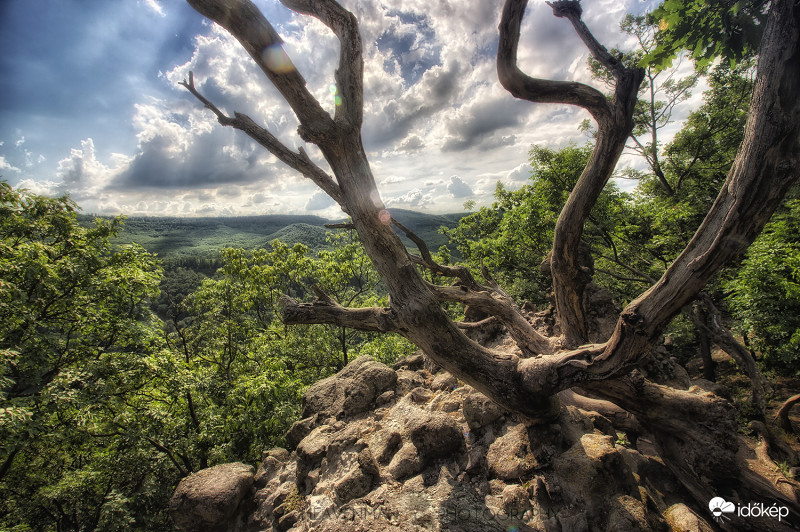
xmin=182 ymin=0 xmax=800 ymax=528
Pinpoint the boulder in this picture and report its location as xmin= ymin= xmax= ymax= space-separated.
xmin=431 ymin=371 xmax=458 ymax=391
xmin=169 ymin=337 xmax=714 ymax=532
xmin=405 ymin=410 xmax=465 ymax=461
xmin=664 ymin=503 xmax=715 ymax=532
xmin=169 ymin=462 xmax=254 ymax=532
xmin=255 ymin=448 xmax=289 ymax=489
xmin=302 ymin=356 xmax=397 ymax=419
xmin=552 ymin=433 xmax=637 ymax=521
xmin=462 ymin=390 xmax=505 ymax=431
xmin=386 ymin=442 xmax=424 ymax=480
xmin=487 ymin=423 xmax=539 ymax=481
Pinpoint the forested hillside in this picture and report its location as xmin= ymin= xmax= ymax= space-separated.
xmin=99 ymin=209 xmax=463 ymax=259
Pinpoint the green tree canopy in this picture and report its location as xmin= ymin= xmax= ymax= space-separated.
xmin=645 ymin=0 xmax=768 ymax=69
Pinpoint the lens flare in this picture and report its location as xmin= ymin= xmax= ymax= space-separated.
xmin=370 ymin=190 xmax=383 ymax=209
xmin=329 ymin=84 xmax=342 ymax=106
xmin=262 ymin=44 xmax=295 ymax=74
xmin=378 ymin=209 xmax=391 ymax=225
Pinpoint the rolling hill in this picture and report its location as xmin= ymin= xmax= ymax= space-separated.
xmin=95 ymin=209 xmax=465 ymax=258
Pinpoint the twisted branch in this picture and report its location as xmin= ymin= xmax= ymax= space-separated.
xmin=179 ymin=72 xmax=344 ymax=206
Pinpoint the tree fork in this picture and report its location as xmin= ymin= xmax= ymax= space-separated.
xmin=184 ymin=1 xmax=800 ymax=516
xmin=499 ymin=0 xmax=645 ymax=347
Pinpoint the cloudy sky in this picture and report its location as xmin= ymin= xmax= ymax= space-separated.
xmin=0 ymin=0 xmax=679 ymax=218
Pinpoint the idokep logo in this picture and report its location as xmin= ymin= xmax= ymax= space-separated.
xmin=709 ymin=497 xmax=735 ymax=523
xmin=708 ymin=496 xmax=791 ymax=524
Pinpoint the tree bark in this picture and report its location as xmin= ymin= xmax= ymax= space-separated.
xmin=498 ymin=0 xmax=644 ymax=347
xmin=690 ymin=302 xmax=717 ymax=381
xmin=697 ymin=293 xmax=771 ymax=415
xmin=777 ymin=394 xmax=800 ymax=435
xmin=185 ymin=0 xmax=800 ymax=517
xmin=184 ymin=0 xmax=800 ymax=419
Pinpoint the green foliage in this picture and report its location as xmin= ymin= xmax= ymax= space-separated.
xmin=645 ymin=0 xmax=768 ymax=69
xmin=725 ymin=199 xmax=800 ymax=372
xmin=0 ymin=183 xmax=414 ymax=530
xmin=598 ymin=62 xmax=753 ymax=295
xmin=157 ymin=233 xmax=413 ymax=473
xmin=446 ymin=144 xmax=631 ymax=304
xmin=0 ymin=182 xmax=170 ymax=530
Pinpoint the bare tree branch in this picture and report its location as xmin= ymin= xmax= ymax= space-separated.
xmin=696 ymin=292 xmax=771 ymax=414
xmin=187 ymin=0 xmax=335 ymax=144
xmin=499 ymin=0 xmax=645 ymax=348
xmin=497 ymin=0 xmax=611 ymax=120
xmin=391 ymin=217 xmax=481 ymax=289
xmin=547 ymin=0 xmax=625 ymax=79
xmin=776 ymin=394 xmax=800 ymax=435
xmin=180 ymin=73 xmax=344 ymax=206
xmin=455 ymin=316 xmax=499 ymax=329
xmin=429 ymin=283 xmax=557 ymax=356
xmin=280 ymin=0 xmax=363 ymax=129
xmin=280 ymin=295 xmax=403 ymax=333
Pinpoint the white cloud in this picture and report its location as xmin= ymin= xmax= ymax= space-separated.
xmin=304 ymin=190 xmax=336 ymax=211
xmin=142 ymin=0 xmax=165 ymax=17
xmin=7 ymin=0 xmax=693 ymax=218
xmin=446 ymin=175 xmax=474 ymax=198
xmin=0 ymin=156 xmax=21 ymax=173
xmin=386 ymin=188 xmax=432 ymax=208
xmin=55 ymin=138 xmax=130 ymax=201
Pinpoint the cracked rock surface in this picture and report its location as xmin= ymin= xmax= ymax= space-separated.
xmin=170 ymin=353 xmax=713 ymax=531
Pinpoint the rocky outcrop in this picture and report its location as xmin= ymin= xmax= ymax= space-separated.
xmin=170 ymin=354 xmax=716 ymax=531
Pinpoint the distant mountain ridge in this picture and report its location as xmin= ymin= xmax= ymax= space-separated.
xmin=97 ymin=209 xmax=465 ymax=258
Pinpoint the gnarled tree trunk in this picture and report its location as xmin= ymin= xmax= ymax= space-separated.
xmin=183 ymin=0 xmax=800 ymax=527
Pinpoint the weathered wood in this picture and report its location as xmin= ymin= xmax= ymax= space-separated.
xmin=187 ymin=0 xmax=335 ymax=142
xmin=777 ymin=394 xmax=800 ymax=435
xmin=179 ymin=73 xmax=344 ymax=207
xmin=185 ymin=0 xmax=800 ymax=513
xmin=696 ymin=293 xmax=771 ymax=414
xmin=499 ymin=0 xmax=644 ymax=347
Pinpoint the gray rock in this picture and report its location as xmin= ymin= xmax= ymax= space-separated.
xmin=405 ymin=410 xmax=465 ymax=461
xmin=487 ymin=423 xmax=538 ymax=481
xmin=376 ymin=390 xmax=396 ymax=406
xmin=368 ymin=428 xmax=402 ymax=465
xmin=334 ymin=449 xmax=379 ymax=503
xmin=409 ymin=386 xmax=434 ymax=404
xmin=501 ymin=484 xmax=533 ymax=518
xmin=169 ymin=462 xmax=254 ymax=532
xmin=605 ymin=495 xmax=653 ymax=531
xmin=286 ymin=414 xmax=319 ymax=450
xmin=386 ymin=442 xmax=423 ymax=480
xmin=393 ymin=352 xmax=425 ymax=371
xmin=395 ymin=369 xmax=428 ymax=396
xmin=255 ymin=448 xmax=289 ymax=489
xmin=552 ymin=433 xmax=636 ymax=521
xmin=664 ymin=503 xmax=715 ymax=532
xmin=462 ymin=390 xmax=504 ymax=431
xmin=431 ymin=372 xmax=458 ymax=391
xmin=302 ymin=356 xmax=397 ymax=419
